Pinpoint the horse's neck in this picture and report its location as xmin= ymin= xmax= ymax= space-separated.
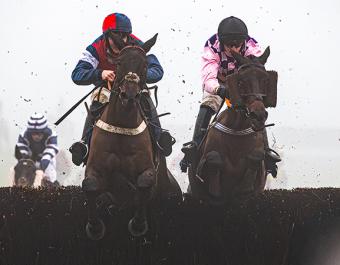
xmin=101 ymin=96 xmax=144 ymax=127
xmin=219 ymin=109 xmax=250 ymax=130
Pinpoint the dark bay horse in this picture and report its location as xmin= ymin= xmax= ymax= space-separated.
xmin=187 ymin=47 xmax=278 ymax=204
xmin=14 ymin=159 xmax=36 ymax=187
xmin=83 ymin=34 xmax=182 ymax=239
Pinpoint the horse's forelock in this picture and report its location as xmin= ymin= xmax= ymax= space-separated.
xmin=115 ymin=46 xmax=147 ymax=84
xmin=119 ymin=45 xmax=146 ymax=58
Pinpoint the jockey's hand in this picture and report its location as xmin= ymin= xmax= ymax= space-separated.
xmin=35 ymin=169 xmax=44 ymax=177
xmin=34 ymin=169 xmax=44 ymax=188
xmin=101 ymin=70 xmax=115 ymax=83
xmin=216 ymin=85 xmax=228 ymax=99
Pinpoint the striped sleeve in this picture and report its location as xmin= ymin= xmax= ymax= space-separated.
xmin=41 ymin=130 xmax=59 ymax=161
xmin=16 ymin=131 xmax=31 ymax=157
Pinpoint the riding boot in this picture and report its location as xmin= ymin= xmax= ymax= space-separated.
xmin=263 ymin=128 xmax=281 ymax=177
xmin=180 ymin=105 xmax=215 ymax=172
xmin=192 ymin=106 xmax=215 ymax=146
xmin=69 ymin=101 xmax=104 ymax=166
xmin=142 ymin=95 xmax=175 ymax=157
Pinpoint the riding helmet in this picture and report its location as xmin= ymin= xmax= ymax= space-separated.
xmin=218 ymin=16 xmax=248 ymax=43
xmin=102 ymin=13 xmax=132 ymax=33
xmin=27 ymin=113 xmax=48 ymax=133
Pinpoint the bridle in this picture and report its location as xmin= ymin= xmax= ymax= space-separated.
xmin=213 ymin=61 xmax=273 ymax=135
xmin=110 ymin=45 xmax=148 ymax=104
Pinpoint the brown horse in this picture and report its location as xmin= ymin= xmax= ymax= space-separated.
xmin=82 ymin=34 xmax=182 ymax=239
xmin=14 ymin=159 xmax=36 ymax=187
xmin=187 ymin=47 xmax=278 ymax=204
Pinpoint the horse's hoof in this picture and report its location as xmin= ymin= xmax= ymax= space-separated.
xmin=96 ymin=192 xmax=117 ymax=216
xmin=85 ymin=219 xmax=106 ymax=240
xmin=128 ymin=218 xmax=148 ymax=237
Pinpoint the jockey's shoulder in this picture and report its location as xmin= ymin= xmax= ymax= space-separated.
xmin=88 ymin=34 xmax=106 ymax=52
xmin=246 ymin=36 xmax=258 ymax=45
xmin=91 ymin=34 xmax=106 ymax=45
xmin=205 ymin=33 xmax=219 ymax=47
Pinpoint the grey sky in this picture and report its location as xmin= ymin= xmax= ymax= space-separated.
xmin=0 ymin=0 xmax=339 ymax=189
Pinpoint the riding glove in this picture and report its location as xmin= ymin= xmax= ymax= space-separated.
xmin=216 ymin=85 xmax=229 ymax=100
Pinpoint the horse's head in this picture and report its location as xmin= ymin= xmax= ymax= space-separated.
xmin=112 ymin=34 xmax=158 ymax=107
xmin=227 ymin=47 xmax=278 ymax=130
xmin=14 ymin=158 xmax=36 ymax=187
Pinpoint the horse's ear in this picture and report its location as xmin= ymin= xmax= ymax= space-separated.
xmin=231 ymin=50 xmax=249 ymax=66
xmin=142 ymin=33 xmax=158 ymax=53
xmin=258 ymin=46 xmax=270 ymax=65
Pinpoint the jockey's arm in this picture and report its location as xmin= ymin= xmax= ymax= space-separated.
xmin=146 ymin=54 xmax=164 ymax=84
xmin=40 ymin=132 xmax=59 ymax=172
xmin=71 ymin=46 xmax=103 ymax=86
xmin=201 ymin=45 xmax=221 ymax=94
xmin=71 ymin=60 xmax=103 ymax=86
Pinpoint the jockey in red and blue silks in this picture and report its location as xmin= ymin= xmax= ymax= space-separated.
xmin=71 ymin=14 xmax=163 ymax=87
xmin=180 ymin=16 xmax=281 ymax=177
xmin=69 ymin=13 xmax=174 ymax=166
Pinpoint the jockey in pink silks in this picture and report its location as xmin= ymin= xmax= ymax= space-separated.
xmin=180 ymin=16 xmax=281 ymax=177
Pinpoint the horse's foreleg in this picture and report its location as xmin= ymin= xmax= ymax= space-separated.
xmin=128 ymin=168 xmax=155 ymax=237
xmin=82 ymin=176 xmax=106 ymax=240
xmin=197 ymin=151 xmax=223 ymax=199
xmin=236 ymin=151 xmax=264 ymax=198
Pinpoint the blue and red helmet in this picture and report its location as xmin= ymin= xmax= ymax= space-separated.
xmin=102 ymin=13 xmax=132 ymax=33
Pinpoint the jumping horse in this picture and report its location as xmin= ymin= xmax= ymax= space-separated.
xmin=82 ymin=34 xmax=182 ymax=239
xmin=186 ymin=47 xmax=278 ymax=204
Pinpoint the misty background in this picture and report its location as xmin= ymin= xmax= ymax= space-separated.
xmin=0 ymin=0 xmax=339 ymax=190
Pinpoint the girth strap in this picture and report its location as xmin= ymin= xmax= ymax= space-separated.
xmin=212 ymin=122 xmax=256 ymax=136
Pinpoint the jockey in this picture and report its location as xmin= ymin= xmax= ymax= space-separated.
xmin=180 ymin=16 xmax=281 ymax=177
xmin=15 ymin=113 xmax=59 ymax=183
xmin=69 ymin=12 xmax=174 ymax=166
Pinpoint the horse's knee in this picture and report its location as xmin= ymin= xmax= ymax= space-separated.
xmin=137 ymin=168 xmax=155 ymax=188
xmin=197 ymin=151 xmax=223 ymax=178
xmin=82 ymin=177 xmax=100 ymax=192
xmin=246 ymin=151 xmax=265 ymax=169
